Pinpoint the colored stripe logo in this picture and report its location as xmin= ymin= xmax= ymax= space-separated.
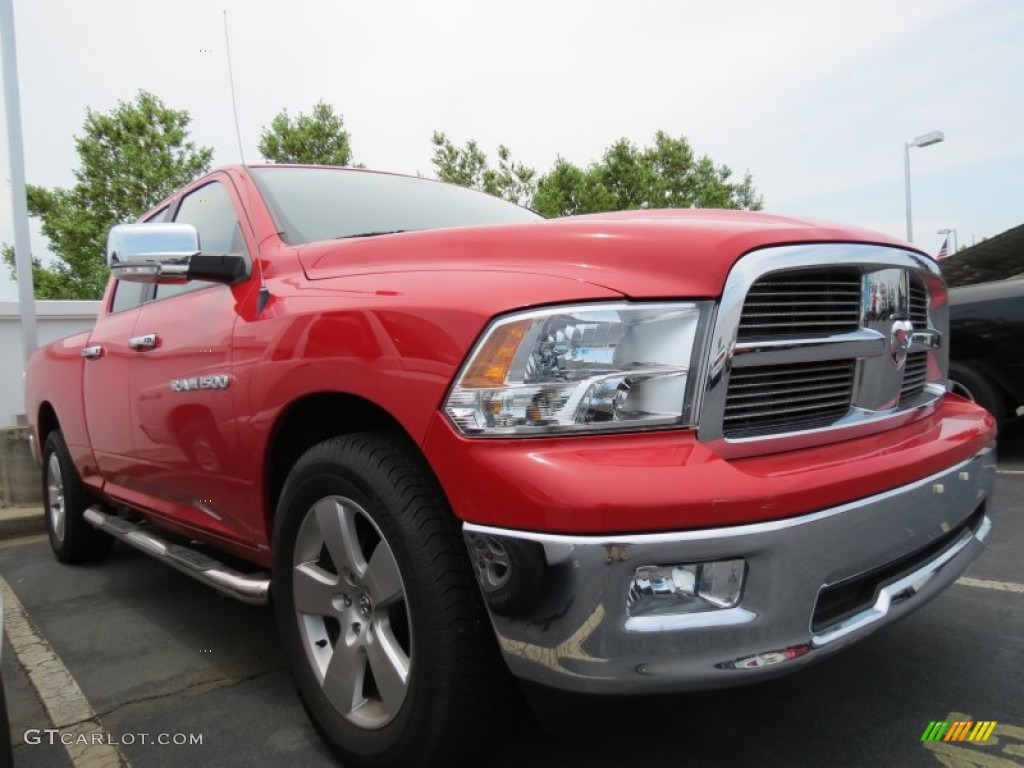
xmin=921 ymin=721 xmax=997 ymax=742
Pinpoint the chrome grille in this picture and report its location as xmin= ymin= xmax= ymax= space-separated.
xmin=900 ymin=277 xmax=930 ymax=403
xmin=723 ymin=360 xmax=855 ymax=438
xmin=708 ymin=253 xmax=944 ymax=446
xmin=909 ymin=277 xmax=928 ymax=327
xmin=900 ymin=351 xmax=928 ymax=402
xmin=737 ymin=270 xmax=862 ymax=339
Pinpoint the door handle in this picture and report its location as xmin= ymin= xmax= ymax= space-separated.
xmin=128 ymin=333 xmax=159 ymax=351
xmin=81 ymin=345 xmax=104 ymax=360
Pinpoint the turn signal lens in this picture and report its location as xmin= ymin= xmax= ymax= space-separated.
xmin=461 ymin=320 xmax=531 ymax=387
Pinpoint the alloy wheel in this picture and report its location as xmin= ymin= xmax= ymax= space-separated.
xmin=46 ymin=453 xmax=66 ymax=542
xmin=292 ymin=496 xmax=411 ymax=729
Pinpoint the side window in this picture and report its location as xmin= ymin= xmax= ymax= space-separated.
xmin=155 ymin=181 xmax=247 ymax=301
xmin=109 ymin=206 xmax=171 ymax=313
xmin=110 ymin=281 xmax=146 ymax=314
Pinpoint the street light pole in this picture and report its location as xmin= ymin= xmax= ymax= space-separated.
xmin=903 ymin=130 xmax=945 ymax=243
xmin=904 ymin=144 xmax=913 ymax=242
xmin=1 ymin=0 xmax=37 ymax=364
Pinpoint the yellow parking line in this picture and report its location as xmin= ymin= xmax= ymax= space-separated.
xmin=0 ymin=575 xmax=129 ymax=767
xmin=956 ymin=577 xmax=1024 ymax=594
xmin=0 ymin=534 xmax=48 ymax=551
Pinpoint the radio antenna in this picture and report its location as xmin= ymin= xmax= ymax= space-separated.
xmin=223 ymin=10 xmax=268 ymax=312
xmin=223 ymin=10 xmax=245 ymax=163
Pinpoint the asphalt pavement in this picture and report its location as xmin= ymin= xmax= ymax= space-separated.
xmin=2 ymin=428 xmax=1022 ymax=768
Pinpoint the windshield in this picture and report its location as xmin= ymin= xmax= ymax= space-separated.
xmin=249 ymin=166 xmax=542 ymax=245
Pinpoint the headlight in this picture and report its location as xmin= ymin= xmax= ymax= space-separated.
xmin=444 ymin=302 xmax=710 ymax=436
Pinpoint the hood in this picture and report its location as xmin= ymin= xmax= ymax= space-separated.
xmin=297 ymin=209 xmax=918 ymax=299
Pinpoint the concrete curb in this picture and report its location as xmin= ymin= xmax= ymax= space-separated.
xmin=1 ymin=427 xmax=43 ymax=508
xmin=0 ymin=506 xmax=46 ymax=540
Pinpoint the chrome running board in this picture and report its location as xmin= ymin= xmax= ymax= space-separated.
xmin=84 ymin=506 xmax=270 ymax=605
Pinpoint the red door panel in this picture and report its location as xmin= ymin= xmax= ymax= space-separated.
xmin=82 ymin=300 xmax=142 ymax=488
xmin=127 ymin=284 xmax=255 ymax=542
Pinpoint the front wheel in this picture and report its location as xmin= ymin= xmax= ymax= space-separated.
xmin=273 ymin=433 xmax=512 ymax=767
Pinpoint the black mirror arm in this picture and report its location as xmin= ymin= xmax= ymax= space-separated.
xmin=187 ymin=254 xmax=249 ymax=284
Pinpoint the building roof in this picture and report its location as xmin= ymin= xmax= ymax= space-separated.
xmin=940 ymin=222 xmax=1024 ymax=287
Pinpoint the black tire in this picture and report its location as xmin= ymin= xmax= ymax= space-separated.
xmin=42 ymin=430 xmax=113 ymax=563
xmin=949 ymin=361 xmax=1009 ymax=431
xmin=273 ymin=433 xmax=512 ymax=768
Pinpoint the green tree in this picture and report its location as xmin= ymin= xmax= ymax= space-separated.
xmin=533 ymin=132 xmax=762 ymax=217
xmin=530 ymin=157 xmax=615 ymax=217
xmin=432 ymin=130 xmax=762 ymax=217
xmin=258 ymin=102 xmax=353 ymax=165
xmin=430 ymin=132 xmax=537 ymax=207
xmin=4 ymin=91 xmax=212 ymax=299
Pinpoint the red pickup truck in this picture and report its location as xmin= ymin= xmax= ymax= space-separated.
xmin=25 ymin=165 xmax=996 ymax=767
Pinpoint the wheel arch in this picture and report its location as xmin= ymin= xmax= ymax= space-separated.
xmin=37 ymin=401 xmax=60 ymax=449
xmin=949 ymin=357 xmax=1017 ymax=407
xmin=262 ymin=392 xmax=430 ymax=544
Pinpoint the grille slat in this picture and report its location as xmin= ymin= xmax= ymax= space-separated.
xmin=741 ymin=313 xmax=860 ymax=319
xmin=743 ymin=293 xmax=862 ymax=301
xmin=740 ymin=322 xmax=858 ymax=331
xmin=723 ymin=360 xmax=855 ymax=438
xmin=726 ymin=382 xmax=853 ymax=403
xmin=738 ymin=269 xmax=863 ymax=340
xmin=899 ymin=351 xmax=929 ymax=402
xmin=729 ymin=362 xmax=853 ymax=379
xmin=729 ymin=369 xmax=852 ymax=385
xmin=741 ymin=303 xmax=860 ymax=309
xmin=724 ymin=396 xmax=855 ymax=421
xmin=909 ymin=278 xmax=929 ymax=327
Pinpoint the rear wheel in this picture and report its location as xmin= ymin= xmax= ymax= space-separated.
xmin=43 ymin=430 xmax=112 ymax=563
xmin=949 ymin=361 xmax=1009 ymax=431
xmin=273 ymin=433 xmax=512 ymax=767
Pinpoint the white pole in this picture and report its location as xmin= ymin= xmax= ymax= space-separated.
xmin=903 ymin=132 xmax=944 ymax=245
xmin=1 ymin=0 xmax=37 ymax=364
xmin=903 ymin=143 xmax=913 ymax=243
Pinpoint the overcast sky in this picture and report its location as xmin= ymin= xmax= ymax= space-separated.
xmin=1 ymin=0 xmax=1022 ymax=300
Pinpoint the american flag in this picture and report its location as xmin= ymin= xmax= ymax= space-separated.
xmin=936 ymin=236 xmax=949 ymax=260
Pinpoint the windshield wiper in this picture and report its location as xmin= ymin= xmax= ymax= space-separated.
xmin=336 ymin=230 xmax=408 ymax=239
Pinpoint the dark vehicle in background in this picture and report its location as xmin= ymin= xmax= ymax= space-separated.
xmin=949 ymin=278 xmax=1024 ymax=429
xmin=942 ymin=222 xmax=1024 ymax=430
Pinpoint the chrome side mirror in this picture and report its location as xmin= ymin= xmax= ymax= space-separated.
xmin=107 ymin=223 xmax=200 ymax=284
xmin=106 ymin=223 xmax=248 ymax=285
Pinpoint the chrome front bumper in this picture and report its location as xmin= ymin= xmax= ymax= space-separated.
xmin=463 ymin=444 xmax=996 ymax=694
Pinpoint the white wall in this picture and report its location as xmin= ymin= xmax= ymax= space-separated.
xmin=0 ymin=301 xmax=100 ymax=425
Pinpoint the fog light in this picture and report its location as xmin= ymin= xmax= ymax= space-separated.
xmin=628 ymin=559 xmax=746 ymax=617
